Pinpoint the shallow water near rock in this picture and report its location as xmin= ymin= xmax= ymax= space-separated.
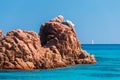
xmin=0 ymin=44 xmax=120 ymax=80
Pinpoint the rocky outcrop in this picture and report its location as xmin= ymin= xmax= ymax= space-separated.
xmin=0 ymin=30 xmax=2 ymax=41
xmin=0 ymin=15 xmax=96 ymax=70
xmin=50 ymin=15 xmax=64 ymax=23
xmin=0 ymin=30 xmax=65 ymax=69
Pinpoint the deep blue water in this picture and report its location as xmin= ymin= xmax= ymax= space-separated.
xmin=1 ymin=44 xmax=120 ymax=80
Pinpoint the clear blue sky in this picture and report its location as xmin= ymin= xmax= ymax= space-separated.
xmin=0 ymin=0 xmax=120 ymax=44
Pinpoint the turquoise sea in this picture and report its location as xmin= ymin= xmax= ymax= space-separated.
xmin=0 ymin=44 xmax=120 ymax=80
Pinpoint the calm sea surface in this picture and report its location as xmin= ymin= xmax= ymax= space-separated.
xmin=0 ymin=44 xmax=120 ymax=80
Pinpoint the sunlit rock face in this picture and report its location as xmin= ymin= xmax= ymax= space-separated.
xmin=0 ymin=16 xmax=96 ymax=70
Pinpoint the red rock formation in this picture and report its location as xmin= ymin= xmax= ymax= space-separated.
xmin=0 ymin=30 xmax=66 ymax=69
xmin=0 ymin=30 xmax=2 ymax=41
xmin=0 ymin=16 xmax=96 ymax=70
xmin=40 ymin=22 xmax=96 ymax=65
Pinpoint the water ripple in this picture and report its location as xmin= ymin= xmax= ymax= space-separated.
xmin=83 ymin=73 xmax=120 ymax=78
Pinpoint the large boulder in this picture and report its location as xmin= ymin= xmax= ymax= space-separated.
xmin=39 ymin=16 xmax=96 ymax=65
xmin=0 ymin=16 xmax=96 ymax=70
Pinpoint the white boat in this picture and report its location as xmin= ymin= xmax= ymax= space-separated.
xmin=92 ymin=40 xmax=94 ymax=44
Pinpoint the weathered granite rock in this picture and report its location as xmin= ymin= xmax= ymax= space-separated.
xmin=0 ymin=30 xmax=65 ymax=69
xmin=50 ymin=15 xmax=64 ymax=23
xmin=0 ymin=30 xmax=2 ymax=41
xmin=0 ymin=16 xmax=96 ymax=70
xmin=40 ymin=21 xmax=96 ymax=65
